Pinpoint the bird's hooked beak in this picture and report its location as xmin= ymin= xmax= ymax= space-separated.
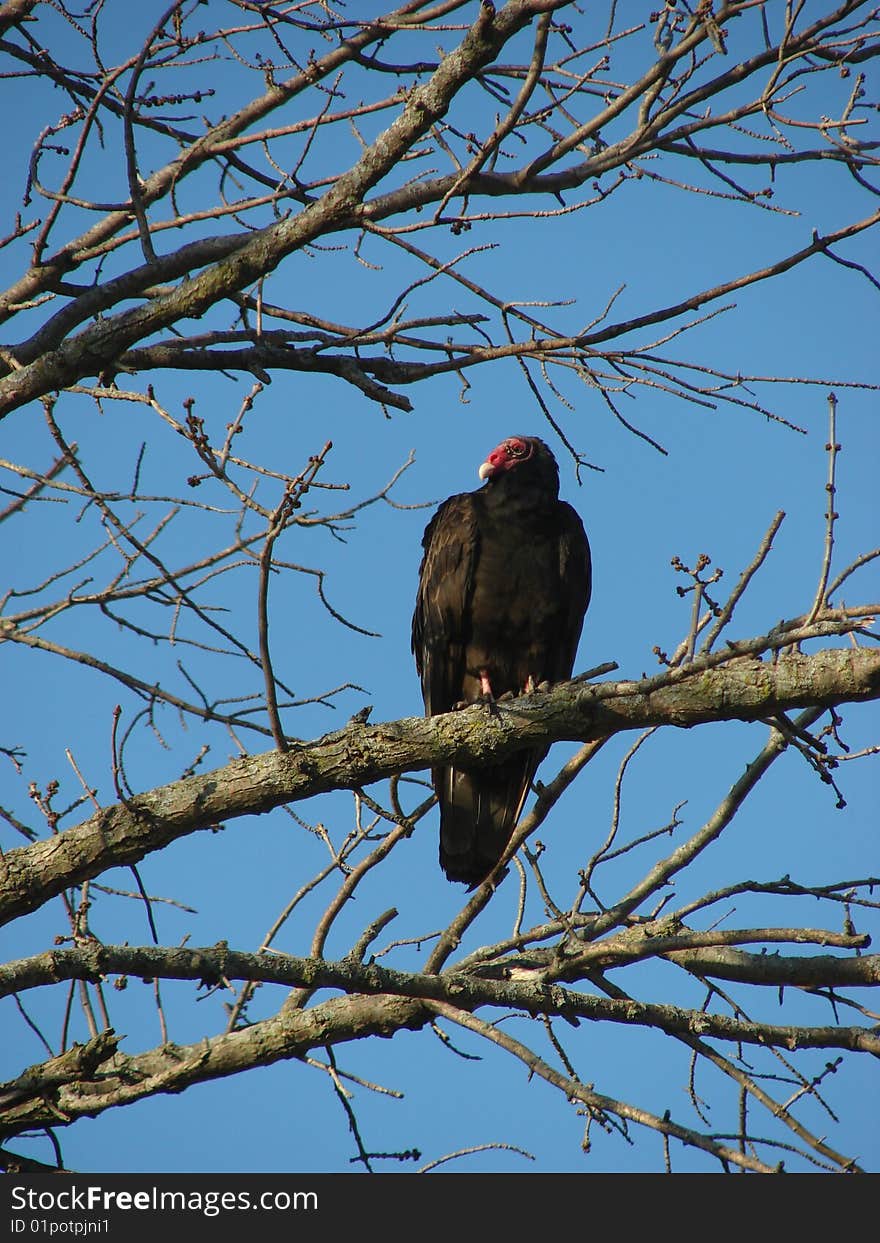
xmin=478 ymin=446 xmax=507 ymax=481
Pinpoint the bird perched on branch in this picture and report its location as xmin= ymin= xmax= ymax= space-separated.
xmin=412 ymin=435 xmax=592 ymax=885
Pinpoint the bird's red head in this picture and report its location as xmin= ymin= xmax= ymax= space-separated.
xmin=478 ymin=436 xmax=535 ymax=481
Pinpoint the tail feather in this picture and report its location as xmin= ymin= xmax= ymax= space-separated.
xmin=437 ymin=755 xmax=540 ymax=885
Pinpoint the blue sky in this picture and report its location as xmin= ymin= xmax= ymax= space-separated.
xmin=1 ymin=2 xmax=878 ymax=1174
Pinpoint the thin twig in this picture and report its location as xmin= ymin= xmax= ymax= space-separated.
xmin=807 ymin=393 xmax=840 ymax=625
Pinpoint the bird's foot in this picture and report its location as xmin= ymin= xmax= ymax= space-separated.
xmin=474 ymin=669 xmax=502 ymax=715
xmin=452 ymin=695 xmax=500 ymax=713
xmin=477 ymin=692 xmax=502 ymax=717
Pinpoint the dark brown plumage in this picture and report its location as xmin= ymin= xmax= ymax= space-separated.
xmin=412 ymin=435 xmax=592 ymax=885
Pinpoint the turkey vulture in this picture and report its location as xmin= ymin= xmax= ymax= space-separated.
xmin=412 ymin=435 xmax=592 ymax=885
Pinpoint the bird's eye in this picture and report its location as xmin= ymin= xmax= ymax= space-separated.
xmin=507 ymin=440 xmax=528 ymax=458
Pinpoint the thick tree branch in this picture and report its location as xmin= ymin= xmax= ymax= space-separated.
xmin=3 ymin=939 xmax=877 ymax=1007
xmin=0 ymin=0 xmax=36 ymax=39
xmin=1 ymin=644 xmax=877 ymax=928
xmin=2 ymin=940 xmax=876 ymax=1142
